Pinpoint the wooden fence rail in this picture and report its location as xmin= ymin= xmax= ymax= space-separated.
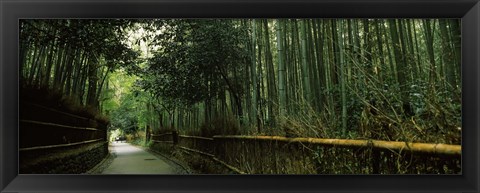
xmin=178 ymin=135 xmax=214 ymax=155
xmin=19 ymin=102 xmax=109 ymax=173
xmin=150 ymin=133 xmax=461 ymax=174
xmin=214 ymin=135 xmax=461 ymax=156
xmin=20 ymin=119 xmax=107 ymax=148
xmin=20 ymin=138 xmax=104 ymax=151
xmin=20 ymin=102 xmax=108 ymax=130
xmin=21 ymin=120 xmax=99 ymax=131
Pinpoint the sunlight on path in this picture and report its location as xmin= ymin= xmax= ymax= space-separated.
xmin=101 ymin=143 xmax=176 ymax=174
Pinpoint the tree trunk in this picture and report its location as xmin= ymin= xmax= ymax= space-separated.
xmin=276 ymin=19 xmax=287 ymax=117
xmin=300 ymin=19 xmax=311 ymax=105
xmin=337 ymin=20 xmax=348 ymax=136
xmin=250 ymin=20 xmax=258 ymax=128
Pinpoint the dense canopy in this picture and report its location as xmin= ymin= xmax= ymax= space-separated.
xmin=20 ymin=18 xmax=461 ymax=144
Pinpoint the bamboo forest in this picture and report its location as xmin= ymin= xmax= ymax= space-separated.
xmin=19 ymin=19 xmax=461 ymax=174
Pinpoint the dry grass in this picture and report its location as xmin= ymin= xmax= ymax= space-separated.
xmin=197 ymin=115 xmax=240 ymax=137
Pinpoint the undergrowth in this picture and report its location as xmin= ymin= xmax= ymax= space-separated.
xmin=20 ymin=82 xmax=110 ymax=126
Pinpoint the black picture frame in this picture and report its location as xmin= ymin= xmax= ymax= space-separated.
xmin=1 ymin=0 xmax=479 ymax=192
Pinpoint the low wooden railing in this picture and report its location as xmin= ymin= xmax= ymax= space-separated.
xmin=178 ymin=135 xmax=214 ymax=155
xmin=20 ymin=119 xmax=107 ymax=149
xmin=19 ymin=102 xmax=109 ymax=173
xmin=19 ymin=138 xmax=104 ymax=151
xmin=20 ymin=102 xmax=108 ymax=149
xmin=215 ymin=135 xmax=461 ymax=155
xmin=21 ymin=102 xmax=107 ymax=129
xmin=150 ymin=133 xmax=461 ymax=174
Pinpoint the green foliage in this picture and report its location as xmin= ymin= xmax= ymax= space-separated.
xmin=102 ymin=70 xmax=146 ymax=134
xmin=130 ymin=138 xmax=147 ymax=146
xmin=20 ymin=18 xmax=462 ymax=148
xmin=20 ymin=19 xmax=141 ymax=112
xmin=141 ymin=19 xmax=248 ymax=106
xmin=108 ymin=91 xmax=140 ymax=134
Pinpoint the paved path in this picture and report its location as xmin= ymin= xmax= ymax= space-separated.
xmin=101 ymin=142 xmax=178 ymax=174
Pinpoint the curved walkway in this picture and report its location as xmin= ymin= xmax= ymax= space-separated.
xmin=101 ymin=142 xmax=180 ymax=174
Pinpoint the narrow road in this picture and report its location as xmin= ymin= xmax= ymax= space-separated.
xmin=101 ymin=142 xmax=180 ymax=174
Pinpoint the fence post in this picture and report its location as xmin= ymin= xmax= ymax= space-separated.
xmin=213 ymin=136 xmax=218 ymax=158
xmin=372 ymin=149 xmax=380 ymax=174
xmin=145 ymin=125 xmax=150 ymax=146
xmin=172 ymin=131 xmax=179 ymax=145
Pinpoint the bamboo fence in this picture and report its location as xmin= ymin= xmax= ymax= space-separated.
xmin=150 ymin=133 xmax=461 ymax=174
xmin=214 ymin=135 xmax=461 ymax=156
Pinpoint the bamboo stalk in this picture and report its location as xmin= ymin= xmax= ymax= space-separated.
xmin=213 ymin=135 xmax=461 ymax=156
xmin=178 ymin=145 xmax=214 ymax=157
xmin=178 ymin=145 xmax=245 ymax=174
xmin=212 ymin=157 xmax=246 ymax=174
